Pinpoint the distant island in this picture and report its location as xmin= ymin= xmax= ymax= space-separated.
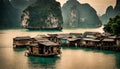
xmin=21 ymin=0 xmax=63 ymax=31
xmin=62 ymin=0 xmax=102 ymax=28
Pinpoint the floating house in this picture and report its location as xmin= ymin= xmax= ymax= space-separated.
xmin=47 ymin=33 xmax=82 ymax=46
xmin=13 ymin=32 xmax=120 ymax=52
xmin=107 ymin=36 xmax=120 ymax=46
xmin=66 ymin=38 xmax=81 ymax=46
xmin=13 ymin=36 xmax=31 ymax=47
xmin=82 ymin=32 xmax=101 ymax=38
xmin=69 ymin=33 xmax=82 ymax=38
xmin=47 ymin=34 xmax=58 ymax=43
xmin=56 ymin=34 xmax=81 ymax=46
xmin=81 ymin=32 xmax=101 ymax=47
xmin=26 ymin=37 xmax=61 ymax=57
xmin=35 ymin=34 xmax=50 ymax=40
xmin=45 ymin=34 xmax=70 ymax=45
xmin=81 ymin=38 xmax=101 ymax=47
xmin=56 ymin=34 xmax=73 ymax=46
xmin=116 ymin=36 xmax=120 ymax=46
xmin=101 ymin=38 xmax=115 ymax=46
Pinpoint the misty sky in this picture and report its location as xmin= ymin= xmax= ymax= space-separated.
xmin=57 ymin=0 xmax=116 ymax=15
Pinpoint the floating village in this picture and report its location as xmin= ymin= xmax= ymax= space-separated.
xmin=13 ymin=31 xmax=120 ymax=57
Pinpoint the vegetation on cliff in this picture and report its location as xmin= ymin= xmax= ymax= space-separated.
xmin=21 ymin=0 xmax=63 ymax=29
xmin=104 ymin=16 xmax=120 ymax=35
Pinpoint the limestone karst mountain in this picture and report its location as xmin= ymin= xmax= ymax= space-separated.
xmin=100 ymin=6 xmax=115 ymax=24
xmin=100 ymin=0 xmax=120 ymax=24
xmin=21 ymin=0 xmax=63 ymax=30
xmin=114 ymin=0 xmax=120 ymax=15
xmin=62 ymin=0 xmax=102 ymax=28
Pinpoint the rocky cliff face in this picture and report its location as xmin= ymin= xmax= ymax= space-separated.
xmin=62 ymin=0 xmax=102 ymax=28
xmin=21 ymin=0 xmax=63 ymax=29
xmin=114 ymin=0 xmax=120 ymax=14
xmin=100 ymin=6 xmax=114 ymax=24
xmin=0 ymin=0 xmax=21 ymax=29
xmin=100 ymin=0 xmax=120 ymax=24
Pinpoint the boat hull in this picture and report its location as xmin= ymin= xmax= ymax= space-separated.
xmin=26 ymin=53 xmax=59 ymax=57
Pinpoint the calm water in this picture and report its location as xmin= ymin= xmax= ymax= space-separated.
xmin=0 ymin=29 xmax=120 ymax=69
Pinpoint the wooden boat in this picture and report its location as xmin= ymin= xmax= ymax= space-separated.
xmin=25 ymin=38 xmax=61 ymax=57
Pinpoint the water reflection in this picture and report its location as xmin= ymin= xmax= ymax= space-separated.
xmin=27 ymin=56 xmax=60 ymax=69
xmin=0 ymin=48 xmax=28 ymax=69
xmin=62 ymin=46 xmax=115 ymax=54
xmin=13 ymin=48 xmax=26 ymax=52
xmin=13 ymin=48 xmax=61 ymax=69
xmin=61 ymin=47 xmax=118 ymax=69
xmin=0 ymin=47 xmax=120 ymax=69
xmin=115 ymin=53 xmax=120 ymax=69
